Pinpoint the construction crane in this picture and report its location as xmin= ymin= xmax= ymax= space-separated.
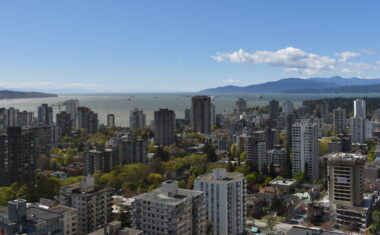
xmin=52 ymin=102 xmax=65 ymax=112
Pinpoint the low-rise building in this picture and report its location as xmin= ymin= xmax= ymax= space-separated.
xmin=269 ymin=178 xmax=297 ymax=193
xmin=0 ymin=199 xmax=64 ymax=234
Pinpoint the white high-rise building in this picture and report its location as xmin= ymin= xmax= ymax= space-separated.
xmin=292 ymin=122 xmax=319 ymax=181
xmin=354 ymin=98 xmax=366 ymax=118
xmin=194 ymin=168 xmax=247 ymax=235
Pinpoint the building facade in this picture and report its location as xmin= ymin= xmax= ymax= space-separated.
xmin=292 ymin=122 xmax=319 ymax=181
xmin=333 ymin=107 xmax=346 ymax=134
xmin=129 ymin=108 xmax=146 ymax=129
xmin=132 ymin=180 xmax=206 ymax=235
xmin=59 ymin=176 xmax=113 ymax=235
xmin=153 ymin=109 xmax=175 ymax=146
xmin=191 ymin=96 xmax=212 ymax=134
xmin=194 ymin=168 xmax=247 ymax=235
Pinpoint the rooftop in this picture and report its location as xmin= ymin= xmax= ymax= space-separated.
xmin=287 ymin=226 xmax=349 ymax=235
xmin=269 ymin=178 xmax=296 ymax=186
xmin=327 ymin=152 xmax=367 ymax=164
xmin=47 ymin=205 xmax=76 ymax=214
xmin=195 ymin=168 xmax=244 ymax=184
xmin=133 ymin=181 xmax=203 ymax=206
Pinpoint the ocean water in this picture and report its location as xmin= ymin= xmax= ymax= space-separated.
xmin=0 ymin=93 xmax=378 ymax=127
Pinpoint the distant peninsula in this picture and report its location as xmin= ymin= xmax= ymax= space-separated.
xmin=0 ymin=90 xmax=58 ymax=100
xmin=200 ymin=76 xmax=380 ymax=94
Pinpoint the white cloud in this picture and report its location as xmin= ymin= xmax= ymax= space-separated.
xmin=212 ymin=47 xmax=380 ymax=76
xmin=212 ymin=47 xmax=337 ymax=75
xmin=335 ymin=51 xmax=360 ymax=62
xmin=223 ymin=79 xmax=240 ymax=84
xmin=360 ymin=49 xmax=376 ymax=54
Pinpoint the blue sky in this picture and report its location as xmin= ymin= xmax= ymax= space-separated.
xmin=1 ymin=0 xmax=380 ymax=92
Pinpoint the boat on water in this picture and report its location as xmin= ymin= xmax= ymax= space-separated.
xmin=251 ymin=95 xmax=263 ymax=99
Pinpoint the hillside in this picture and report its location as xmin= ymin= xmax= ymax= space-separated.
xmin=200 ymin=77 xmax=380 ymax=94
xmin=0 ymin=90 xmax=58 ymax=99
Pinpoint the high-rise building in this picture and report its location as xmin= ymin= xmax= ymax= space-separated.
xmin=132 ymin=180 xmax=206 ymax=235
xmin=326 ymin=153 xmax=374 ymax=232
xmin=194 ymin=168 xmax=247 ymax=235
xmin=0 ymin=127 xmax=36 ymax=186
xmin=235 ymin=98 xmax=247 ymax=114
xmin=59 ymin=176 xmax=113 ymax=235
xmin=327 ymin=153 xmax=365 ymax=207
xmin=118 ymin=135 xmax=147 ymax=164
xmin=292 ymin=122 xmax=319 ymax=181
xmin=286 ymin=114 xmax=294 ymax=148
xmin=84 ymin=145 xmax=118 ymax=175
xmin=107 ymin=114 xmax=115 ymax=128
xmin=17 ymin=110 xmax=34 ymax=127
xmin=191 ymin=96 xmax=212 ymax=134
xmin=267 ymin=145 xmax=287 ymax=167
xmin=154 ymin=109 xmax=175 ymax=146
xmin=282 ymin=101 xmax=294 ymax=116
xmin=64 ymin=99 xmax=79 ymax=128
xmin=184 ymin=108 xmax=191 ymax=125
xmin=269 ymin=99 xmax=279 ymax=119
xmin=364 ymin=119 xmax=373 ymax=139
xmin=129 ymin=108 xmax=146 ymax=129
xmin=77 ymin=106 xmax=99 ymax=134
xmin=56 ymin=111 xmax=72 ymax=138
xmin=38 ymin=104 xmax=53 ymax=126
xmin=333 ymin=107 xmax=347 ymax=134
xmin=354 ymin=98 xmax=366 ymax=118
xmin=25 ymin=125 xmax=53 ymax=157
xmin=320 ymin=101 xmax=329 ymax=116
xmin=7 ymin=107 xmax=19 ymax=127
xmin=350 ymin=117 xmax=365 ymax=143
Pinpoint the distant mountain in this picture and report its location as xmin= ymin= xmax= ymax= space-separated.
xmin=286 ymin=83 xmax=380 ymax=93
xmin=0 ymin=90 xmax=58 ymax=99
xmin=200 ymin=77 xmax=380 ymax=94
xmin=201 ymin=78 xmax=339 ymax=93
xmin=308 ymin=76 xmax=380 ymax=86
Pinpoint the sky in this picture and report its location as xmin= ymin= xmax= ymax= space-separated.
xmin=1 ymin=0 xmax=380 ymax=92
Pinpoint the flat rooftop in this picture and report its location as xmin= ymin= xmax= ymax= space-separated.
xmin=269 ymin=178 xmax=296 ymax=186
xmin=195 ymin=171 xmax=244 ymax=184
xmin=134 ymin=187 xmax=202 ymax=206
xmin=327 ymin=153 xmax=367 ymax=164
xmin=48 ymin=205 xmax=76 ymax=214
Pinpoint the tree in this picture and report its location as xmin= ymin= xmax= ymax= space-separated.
xmin=202 ymin=142 xmax=217 ymax=162
xmin=368 ymin=145 xmax=377 ymax=162
xmin=155 ymin=146 xmax=169 ymax=161
xmin=266 ymin=214 xmax=275 ymax=231
xmin=319 ymin=138 xmax=331 ymax=157
xmin=294 ymin=172 xmax=304 ymax=184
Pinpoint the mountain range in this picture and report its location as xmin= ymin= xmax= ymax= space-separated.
xmin=200 ymin=76 xmax=380 ymax=94
xmin=0 ymin=90 xmax=58 ymax=99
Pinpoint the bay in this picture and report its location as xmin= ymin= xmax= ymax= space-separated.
xmin=0 ymin=93 xmax=378 ymax=127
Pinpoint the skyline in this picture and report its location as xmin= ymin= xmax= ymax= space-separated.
xmin=1 ymin=1 xmax=380 ymax=92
